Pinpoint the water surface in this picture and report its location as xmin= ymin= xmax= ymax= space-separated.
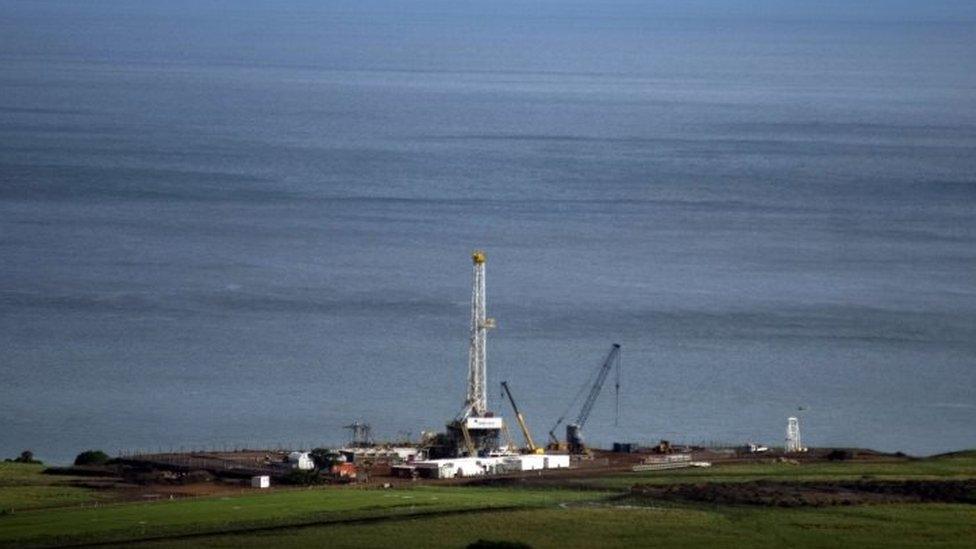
xmin=1 ymin=1 xmax=975 ymax=462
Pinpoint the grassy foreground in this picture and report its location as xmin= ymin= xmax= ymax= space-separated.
xmin=585 ymin=451 xmax=976 ymax=489
xmin=137 ymin=504 xmax=976 ymax=549
xmin=1 ymin=453 xmax=974 ymax=548
xmin=0 ymin=463 xmax=108 ymax=512
xmin=0 ymin=483 xmax=598 ymax=547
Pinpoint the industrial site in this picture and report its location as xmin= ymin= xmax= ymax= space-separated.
xmin=57 ymin=251 xmax=821 ymax=491
xmin=5 ymin=250 xmax=973 ymax=548
xmin=4 ymin=248 xmax=973 ymax=549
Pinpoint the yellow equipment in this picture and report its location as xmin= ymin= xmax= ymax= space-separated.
xmin=501 ymin=381 xmax=543 ymax=454
xmin=458 ymin=421 xmax=477 ymax=456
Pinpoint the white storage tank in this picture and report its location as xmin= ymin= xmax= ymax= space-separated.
xmin=288 ymin=451 xmax=316 ymax=470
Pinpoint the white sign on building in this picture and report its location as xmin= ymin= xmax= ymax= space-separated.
xmin=465 ymin=416 xmax=504 ymax=430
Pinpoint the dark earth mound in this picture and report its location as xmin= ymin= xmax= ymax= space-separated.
xmin=629 ymin=480 xmax=976 ymax=507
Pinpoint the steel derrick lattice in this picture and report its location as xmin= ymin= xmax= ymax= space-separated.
xmin=464 ymin=250 xmax=492 ymax=418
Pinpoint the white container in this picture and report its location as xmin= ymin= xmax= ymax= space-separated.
xmin=515 ymin=454 xmax=546 ymax=471
xmin=251 ymin=475 xmax=270 ymax=489
xmin=543 ymin=454 xmax=570 ymax=469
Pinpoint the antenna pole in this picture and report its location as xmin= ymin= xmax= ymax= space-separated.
xmin=615 ymin=348 xmax=620 ymax=427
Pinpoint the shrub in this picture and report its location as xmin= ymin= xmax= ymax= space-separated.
xmin=12 ymin=450 xmax=42 ymax=464
xmin=74 ymin=450 xmax=110 ymax=466
xmin=826 ymin=449 xmax=853 ymax=461
xmin=280 ymin=469 xmax=325 ymax=486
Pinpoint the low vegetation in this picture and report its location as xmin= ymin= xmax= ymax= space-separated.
xmin=133 ymin=503 xmax=976 ymax=548
xmin=279 ymin=469 xmax=328 ymax=486
xmin=629 ymin=479 xmax=976 ymax=507
xmin=582 ymin=452 xmax=976 ymax=489
xmin=0 ymin=452 xmax=972 ymax=547
xmin=0 ymin=462 xmax=107 ymax=512
xmin=3 ymin=451 xmax=41 ymax=465
xmin=0 ymin=485 xmax=598 ymax=546
xmin=73 ymin=450 xmax=110 ymax=466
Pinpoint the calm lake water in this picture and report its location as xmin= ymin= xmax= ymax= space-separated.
xmin=2 ymin=1 xmax=975 ymax=462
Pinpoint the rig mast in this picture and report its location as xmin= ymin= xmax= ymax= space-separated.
xmin=432 ymin=250 xmax=502 ymax=459
xmin=463 ymin=250 xmax=494 ymax=417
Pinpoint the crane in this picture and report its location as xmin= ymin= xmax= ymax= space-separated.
xmin=501 ymin=381 xmax=543 ymax=454
xmin=548 ymin=344 xmax=621 ymax=454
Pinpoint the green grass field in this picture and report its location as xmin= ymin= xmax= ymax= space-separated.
xmin=0 ymin=463 xmax=108 ymax=512
xmin=1 ymin=453 xmax=974 ymax=548
xmin=0 ymin=483 xmax=600 ymax=547
xmin=135 ymin=504 xmax=976 ymax=549
xmin=582 ymin=452 xmax=976 ymax=489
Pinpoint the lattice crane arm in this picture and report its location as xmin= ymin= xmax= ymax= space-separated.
xmin=574 ymin=344 xmax=621 ymax=428
xmin=501 ymin=381 xmax=537 ymax=452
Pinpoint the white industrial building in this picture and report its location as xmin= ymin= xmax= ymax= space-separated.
xmin=505 ymin=454 xmax=569 ymax=471
xmin=413 ymin=457 xmax=502 ymax=479
xmin=340 ymin=446 xmax=420 ymax=462
xmin=411 ymin=454 xmax=570 ymax=479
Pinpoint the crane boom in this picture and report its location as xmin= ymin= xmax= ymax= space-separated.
xmin=548 ymin=343 xmax=621 ymax=453
xmin=501 ymin=381 xmax=538 ymax=452
xmin=575 ymin=344 xmax=621 ymax=428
